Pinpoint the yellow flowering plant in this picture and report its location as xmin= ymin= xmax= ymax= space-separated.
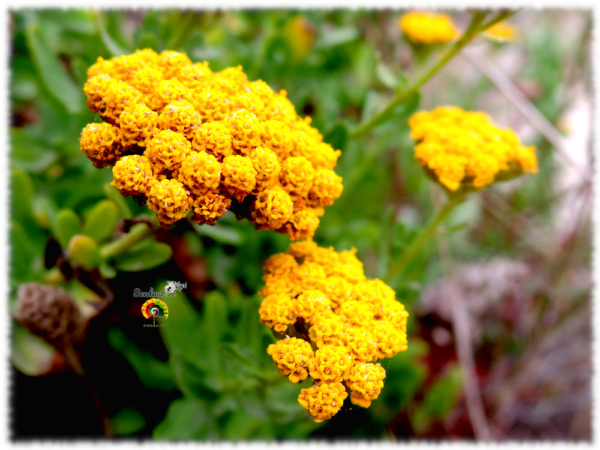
xmin=259 ymin=240 xmax=408 ymax=422
xmin=80 ymin=49 xmax=343 ymax=240
xmin=11 ymin=7 xmax=574 ymax=440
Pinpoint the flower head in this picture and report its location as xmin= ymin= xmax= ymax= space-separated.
xmin=298 ymin=381 xmax=348 ymax=422
xmin=399 ymin=11 xmax=459 ymax=45
xmin=146 ymin=178 xmax=191 ymax=227
xmin=111 ymin=155 xmax=156 ymax=197
xmin=191 ymin=192 xmax=231 ymax=226
xmin=144 ymin=130 xmax=192 ymax=177
xmin=267 ymin=337 xmax=314 ymax=383
xmin=344 ymin=362 xmax=386 ymax=408
xmin=179 ymin=151 xmax=221 ymax=196
xmin=308 ymin=345 xmax=353 ymax=382
xmin=409 ymin=106 xmax=537 ymax=191
xmin=79 ymin=122 xmax=123 ymax=168
xmin=484 ymin=22 xmax=518 ymax=42
xmin=259 ymin=293 xmax=297 ymax=332
xmin=259 ymin=241 xmax=409 ymax=421
xmin=81 ymin=49 xmax=342 ymax=236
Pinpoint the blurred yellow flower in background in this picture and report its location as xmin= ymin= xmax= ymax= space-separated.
xmin=484 ymin=22 xmax=518 ymax=42
xmin=399 ymin=11 xmax=459 ymax=45
xmin=409 ymin=106 xmax=537 ymax=192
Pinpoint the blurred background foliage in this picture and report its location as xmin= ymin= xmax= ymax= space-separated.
xmin=9 ymin=9 xmax=592 ymax=440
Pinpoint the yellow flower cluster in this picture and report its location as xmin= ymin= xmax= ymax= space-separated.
xmin=79 ymin=49 xmax=343 ymax=235
xmin=399 ymin=11 xmax=459 ymax=45
xmin=484 ymin=22 xmax=518 ymax=42
xmin=409 ymin=106 xmax=538 ymax=191
xmin=259 ymin=240 xmax=408 ymax=422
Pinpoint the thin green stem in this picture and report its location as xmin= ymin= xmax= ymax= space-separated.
xmin=387 ymin=193 xmax=466 ymax=281
xmin=100 ymin=223 xmax=152 ymax=260
xmin=351 ymin=10 xmax=518 ymax=139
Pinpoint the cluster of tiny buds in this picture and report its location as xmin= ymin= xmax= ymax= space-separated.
xmin=261 ymin=239 xmax=408 ymax=422
xmin=409 ymin=106 xmax=537 ymax=192
xmin=399 ymin=11 xmax=459 ymax=45
xmin=80 ymin=49 xmax=343 ymax=238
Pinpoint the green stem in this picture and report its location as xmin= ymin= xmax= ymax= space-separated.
xmin=100 ymin=223 xmax=153 ymax=260
xmin=387 ymin=193 xmax=466 ymax=280
xmin=351 ymin=10 xmax=513 ymax=139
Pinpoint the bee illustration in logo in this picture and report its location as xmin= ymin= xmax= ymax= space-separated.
xmin=164 ymin=281 xmax=177 ymax=294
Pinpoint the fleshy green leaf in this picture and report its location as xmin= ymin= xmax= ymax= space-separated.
xmin=24 ymin=17 xmax=84 ymax=113
xmin=190 ymin=220 xmax=244 ymax=245
xmin=53 ymin=209 xmax=82 ymax=249
xmin=10 ymin=221 xmax=41 ymax=286
xmin=11 ymin=324 xmax=56 ymax=377
xmin=111 ymin=408 xmax=146 ymax=436
xmin=69 ymin=234 xmax=103 ymax=270
xmin=83 ymin=200 xmax=119 ymax=242
xmin=10 ymin=169 xmax=35 ymax=227
xmin=115 ymin=240 xmax=172 ymax=272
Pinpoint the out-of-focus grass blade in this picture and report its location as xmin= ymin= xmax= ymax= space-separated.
xmin=92 ymin=11 xmax=128 ymax=57
xmin=24 ymin=19 xmax=84 ymax=114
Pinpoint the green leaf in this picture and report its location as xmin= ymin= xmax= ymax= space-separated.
xmin=361 ymin=90 xmax=382 ymax=123
xmin=99 ymin=263 xmax=117 ymax=279
xmin=201 ymin=292 xmax=229 ymax=367
xmin=138 ymin=33 xmax=160 ymax=52
xmin=104 ymin=184 xmax=132 ymax=219
xmin=376 ymin=61 xmax=399 ymax=89
xmin=422 ymin=365 xmax=462 ymax=419
xmin=190 ymin=220 xmax=244 ymax=245
xmin=10 ymin=129 xmax=58 ymax=173
xmin=171 ymin=352 xmax=222 ymax=399
xmin=153 ymin=397 xmax=216 ymax=440
xmin=115 ymin=240 xmax=172 ymax=272
xmin=11 ymin=324 xmax=56 ymax=377
xmin=233 ymin=297 xmax=263 ymax=361
xmin=392 ymin=91 xmax=421 ymax=125
xmin=111 ymin=408 xmax=146 ymax=436
xmin=107 ymin=328 xmax=176 ymax=392
xmin=324 ymin=122 xmax=349 ymax=152
xmin=220 ymin=343 xmax=273 ymax=381
xmin=10 ymin=169 xmax=35 ymax=227
xmin=160 ymin=292 xmax=202 ymax=356
xmin=69 ymin=234 xmax=103 ymax=270
xmin=24 ymin=17 xmax=84 ymax=113
xmin=93 ymin=11 xmax=128 ymax=57
xmin=39 ymin=10 xmax=96 ymax=35
xmin=316 ymin=26 xmax=360 ymax=49
xmin=222 ymin=410 xmax=264 ymax=441
xmin=264 ymin=379 xmax=307 ymax=418
xmin=83 ymin=200 xmax=119 ymax=242
xmin=53 ymin=209 xmax=82 ymax=249
xmin=31 ymin=196 xmax=58 ymax=230
xmin=10 ymin=221 xmax=41 ymax=286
